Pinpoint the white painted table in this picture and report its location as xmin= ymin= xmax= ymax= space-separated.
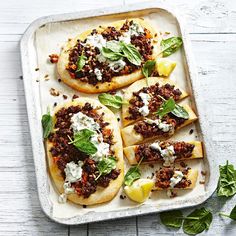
xmin=0 ymin=0 xmax=235 ymax=235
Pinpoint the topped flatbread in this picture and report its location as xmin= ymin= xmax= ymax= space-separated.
xmin=57 ymin=18 xmax=161 ymax=93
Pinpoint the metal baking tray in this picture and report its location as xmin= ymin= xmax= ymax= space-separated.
xmin=20 ymin=1 xmax=218 ymax=225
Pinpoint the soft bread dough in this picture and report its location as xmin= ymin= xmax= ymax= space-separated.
xmin=122 ymin=77 xmax=189 ymax=127
xmin=57 ymin=18 xmax=161 ymax=94
xmin=46 ymin=97 xmax=124 ymax=205
xmin=123 ymin=141 xmax=203 ymax=165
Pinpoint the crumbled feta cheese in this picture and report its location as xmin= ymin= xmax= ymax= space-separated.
xmin=138 ymin=92 xmax=151 ymax=116
xmin=86 ymin=34 xmax=106 ymax=49
xmin=144 ymin=118 xmax=173 ymax=132
xmin=109 ymin=59 xmax=126 ymax=72
xmin=63 ymin=182 xmax=75 ymax=194
xmin=64 ymin=161 xmax=83 ymax=183
xmin=94 ymin=68 xmax=103 ymax=81
xmin=170 ymin=171 xmax=184 ymax=188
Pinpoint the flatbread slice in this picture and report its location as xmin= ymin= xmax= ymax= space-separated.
xmin=121 ymin=105 xmax=197 ymax=147
xmin=46 ymin=97 xmax=124 ymax=205
xmin=124 ymin=141 xmax=203 ymax=165
xmin=122 ymin=77 xmax=188 ymax=126
xmin=57 ymin=18 xmax=161 ymax=94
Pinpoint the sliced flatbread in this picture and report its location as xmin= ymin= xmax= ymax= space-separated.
xmin=57 ymin=18 xmax=161 ymax=94
xmin=122 ymin=77 xmax=188 ymax=127
xmin=121 ymin=105 xmax=197 ymax=147
xmin=124 ymin=141 xmax=203 ymax=165
xmin=46 ymin=97 xmax=124 ymax=205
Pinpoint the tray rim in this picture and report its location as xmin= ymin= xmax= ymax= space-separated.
xmin=20 ymin=1 xmax=218 ymax=225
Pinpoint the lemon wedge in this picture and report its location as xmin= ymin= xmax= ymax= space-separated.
xmin=155 ymin=58 xmax=176 ymax=77
xmin=124 ymin=178 xmax=154 ymax=203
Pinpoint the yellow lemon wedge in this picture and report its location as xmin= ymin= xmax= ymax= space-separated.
xmin=155 ymin=58 xmax=176 ymax=77
xmin=124 ymin=179 xmax=154 ymax=203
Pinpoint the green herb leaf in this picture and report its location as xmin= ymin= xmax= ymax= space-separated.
xmin=142 ymin=60 xmax=156 ymax=79
xmin=41 ymin=108 xmax=53 ymax=139
xmin=106 ymin=40 xmax=122 ymax=52
xmin=217 ymin=161 xmax=236 ymax=197
xmin=156 ymin=98 xmax=176 ymax=118
xmin=76 ymin=55 xmax=87 ymax=72
xmin=172 ymin=104 xmax=189 ymax=119
xmin=101 ymin=47 xmax=123 ymax=61
xmin=98 ymin=93 xmax=128 ymax=109
xmin=120 ymin=42 xmax=142 ymax=66
xmin=183 ymin=207 xmax=213 ymax=235
xmin=160 ymin=210 xmax=183 ymax=229
xmin=69 ymin=129 xmax=97 ymax=155
xmin=95 ymin=156 xmax=117 ymax=180
xmin=124 ymin=166 xmax=141 ymax=186
xmin=160 ymin=37 xmax=183 ymax=57
xmin=219 ymin=204 xmax=236 ymax=220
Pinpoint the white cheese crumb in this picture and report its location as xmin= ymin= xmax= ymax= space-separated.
xmin=109 ymin=59 xmax=126 ymax=72
xmin=86 ymin=34 xmax=106 ymax=49
xmin=170 ymin=171 xmax=184 ymax=188
xmin=138 ymin=92 xmax=151 ymax=116
xmin=144 ymin=118 xmax=173 ymax=132
xmin=94 ymin=68 xmax=103 ymax=81
xmin=64 ymin=161 xmax=83 ymax=183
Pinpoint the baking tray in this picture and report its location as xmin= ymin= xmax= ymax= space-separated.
xmin=20 ymin=1 xmax=218 ymax=225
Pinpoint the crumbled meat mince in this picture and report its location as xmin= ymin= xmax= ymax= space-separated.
xmin=127 ymin=83 xmax=182 ymax=120
xmin=66 ymin=20 xmax=154 ymax=85
xmin=135 ymin=141 xmax=195 ymax=163
xmin=48 ymin=103 xmax=120 ymax=198
xmin=155 ymin=167 xmax=191 ymax=189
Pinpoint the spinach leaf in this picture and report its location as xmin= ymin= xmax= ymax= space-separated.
xmin=95 ymin=156 xmax=117 ymax=180
xmin=219 ymin=204 xmax=236 ymax=220
xmin=69 ymin=129 xmax=97 ymax=155
xmin=160 ymin=210 xmax=183 ymax=229
xmin=142 ymin=60 xmax=156 ymax=79
xmin=217 ymin=161 xmax=236 ymax=197
xmin=41 ymin=108 xmax=53 ymax=139
xmin=124 ymin=166 xmax=141 ymax=186
xmin=183 ymin=207 xmax=213 ymax=235
xmin=101 ymin=47 xmax=123 ymax=61
xmin=120 ymin=42 xmax=142 ymax=66
xmin=98 ymin=93 xmax=128 ymax=109
xmin=160 ymin=37 xmax=183 ymax=57
xmin=156 ymin=98 xmax=175 ymax=118
xmin=172 ymin=103 xmax=189 ymax=119
xmin=76 ymin=55 xmax=87 ymax=72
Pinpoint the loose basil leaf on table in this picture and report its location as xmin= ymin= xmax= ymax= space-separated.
xmin=183 ymin=207 xmax=213 ymax=235
xmin=101 ymin=47 xmax=123 ymax=61
xmin=160 ymin=37 xmax=183 ymax=57
xmin=160 ymin=210 xmax=183 ymax=229
xmin=41 ymin=109 xmax=53 ymax=139
xmin=142 ymin=60 xmax=156 ymax=79
xmin=98 ymin=93 xmax=128 ymax=109
xmin=76 ymin=55 xmax=87 ymax=72
xmin=69 ymin=128 xmax=97 ymax=155
xmin=219 ymin=204 xmax=236 ymax=220
xmin=95 ymin=156 xmax=117 ymax=180
xmin=217 ymin=160 xmax=236 ymax=197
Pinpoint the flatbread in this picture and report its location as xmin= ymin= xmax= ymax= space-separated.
xmin=46 ymin=97 xmax=124 ymax=205
xmin=57 ymin=18 xmax=161 ymax=94
xmin=124 ymin=141 xmax=203 ymax=165
xmin=121 ymin=105 xmax=198 ymax=147
xmin=122 ymin=77 xmax=189 ymax=126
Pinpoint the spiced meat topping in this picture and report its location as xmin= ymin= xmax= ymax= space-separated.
xmin=127 ymin=82 xmax=182 ymax=120
xmin=135 ymin=141 xmax=195 ymax=163
xmin=66 ymin=20 xmax=154 ymax=85
xmin=48 ymin=103 xmax=120 ymax=198
xmin=155 ymin=167 xmax=191 ymax=189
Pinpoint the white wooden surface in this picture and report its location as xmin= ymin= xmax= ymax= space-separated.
xmin=0 ymin=0 xmax=235 ymax=235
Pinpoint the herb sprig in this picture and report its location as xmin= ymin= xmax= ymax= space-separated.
xmin=41 ymin=107 xmax=53 ymax=139
xmin=219 ymin=204 xmax=236 ymax=220
xmin=160 ymin=37 xmax=183 ymax=57
xmin=76 ymin=55 xmax=87 ymax=72
xmin=98 ymin=93 xmax=128 ymax=109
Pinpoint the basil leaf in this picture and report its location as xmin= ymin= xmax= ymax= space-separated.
xmin=161 ymin=37 xmax=183 ymax=57
xmin=98 ymin=93 xmax=127 ymax=109
xmin=217 ymin=161 xmax=236 ymax=197
xmin=106 ymin=40 xmax=122 ymax=52
xmin=95 ymin=156 xmax=117 ymax=180
xmin=160 ymin=210 xmax=183 ymax=228
xmin=156 ymin=98 xmax=175 ymax=118
xmin=76 ymin=55 xmax=87 ymax=72
xmin=101 ymin=47 xmax=123 ymax=61
xmin=120 ymin=42 xmax=142 ymax=66
xmin=41 ymin=109 xmax=53 ymax=139
xmin=142 ymin=60 xmax=156 ymax=78
xmin=219 ymin=204 xmax=236 ymax=220
xmin=183 ymin=207 xmax=213 ymax=235
xmin=124 ymin=166 xmax=141 ymax=186
xmin=172 ymin=104 xmax=189 ymax=119
xmin=70 ymin=129 xmax=97 ymax=155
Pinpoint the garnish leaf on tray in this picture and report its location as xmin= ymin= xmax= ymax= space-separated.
xmin=76 ymin=55 xmax=87 ymax=72
xmin=160 ymin=37 xmax=183 ymax=57
xmin=160 ymin=210 xmax=183 ymax=229
xmin=172 ymin=103 xmax=189 ymax=119
xmin=219 ymin=204 xmax=236 ymax=220
xmin=41 ymin=108 xmax=53 ymax=139
xmin=217 ymin=161 xmax=236 ymax=197
xmin=98 ymin=93 xmax=128 ymax=109
xmin=142 ymin=60 xmax=156 ymax=81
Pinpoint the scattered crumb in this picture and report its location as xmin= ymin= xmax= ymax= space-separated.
xmin=49 ymin=54 xmax=59 ymax=63
xmin=154 ymin=33 xmax=157 ymax=37
xmin=35 ymin=68 xmax=39 ymax=71
xmin=149 ymin=164 xmax=154 ymax=168
xmin=201 ymin=171 xmax=207 ymax=176
xmin=180 ymin=161 xmax=187 ymax=168
xmin=82 ymin=205 xmax=87 ymax=208
xmin=50 ymin=88 xmax=60 ymax=96
xmin=72 ymin=94 xmax=79 ymax=100
xmin=63 ymin=94 xmax=68 ymax=100
xmin=53 ymin=102 xmax=57 ymax=107
xmin=58 ymin=78 xmax=62 ymax=83
xmin=68 ymin=38 xmax=72 ymax=41
xmin=164 ymin=31 xmax=170 ymax=35
xmin=44 ymin=74 xmax=49 ymax=81
xmin=151 ymin=172 xmax=155 ymax=178
xmin=199 ymin=181 xmax=205 ymax=185
xmin=189 ymin=129 xmax=194 ymax=135
xmin=19 ymin=75 xmax=23 ymax=80
xmin=120 ymin=195 xmax=126 ymax=200
xmin=117 ymin=117 xmax=120 ymax=122
xmin=167 ymin=189 xmax=177 ymax=198
xmin=96 ymin=86 xmax=99 ymax=89
xmin=36 ymin=79 xmax=39 ymax=82
xmin=109 ymin=90 xmax=116 ymax=95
